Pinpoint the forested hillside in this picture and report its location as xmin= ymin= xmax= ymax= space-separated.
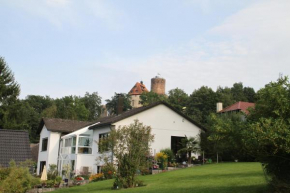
xmin=0 ymin=57 xmax=256 ymax=142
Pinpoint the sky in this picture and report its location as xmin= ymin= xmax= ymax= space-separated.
xmin=0 ymin=0 xmax=289 ymax=103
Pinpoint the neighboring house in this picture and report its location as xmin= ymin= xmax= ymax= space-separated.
xmin=37 ymin=102 xmax=205 ymax=176
xmin=128 ymin=81 xmax=149 ymax=108
xmin=36 ymin=118 xmax=91 ymax=175
xmin=0 ymin=129 xmax=32 ymax=167
xmin=30 ymin=143 xmax=39 ymax=162
xmin=217 ymin=101 xmax=255 ymax=115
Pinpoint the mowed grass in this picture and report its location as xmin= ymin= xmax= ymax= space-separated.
xmin=54 ymin=162 xmax=267 ymax=193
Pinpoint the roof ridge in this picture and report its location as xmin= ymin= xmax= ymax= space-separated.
xmin=43 ymin=117 xmax=92 ymax=123
xmin=89 ymin=101 xmax=206 ymax=132
xmin=0 ymin=129 xmax=28 ymax=133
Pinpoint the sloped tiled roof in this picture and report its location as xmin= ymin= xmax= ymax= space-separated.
xmin=40 ymin=118 xmax=92 ymax=133
xmin=0 ymin=129 xmax=32 ymax=167
xmin=129 ymin=82 xmax=149 ymax=95
xmin=218 ymin=101 xmax=255 ymax=114
xmin=89 ymin=101 xmax=206 ymax=131
xmin=30 ymin=143 xmax=39 ymax=162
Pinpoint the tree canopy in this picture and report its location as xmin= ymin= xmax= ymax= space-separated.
xmin=0 ymin=57 xmax=20 ymax=106
xmin=139 ymin=91 xmax=167 ymax=106
xmin=105 ymin=93 xmax=132 ymax=115
xmin=244 ymin=77 xmax=290 ymax=191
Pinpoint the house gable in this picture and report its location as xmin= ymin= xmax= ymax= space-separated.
xmin=108 ymin=103 xmax=203 ymax=154
xmin=89 ymin=101 xmax=206 ymax=132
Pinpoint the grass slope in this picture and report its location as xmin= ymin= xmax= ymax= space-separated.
xmin=54 ymin=163 xmax=267 ymax=193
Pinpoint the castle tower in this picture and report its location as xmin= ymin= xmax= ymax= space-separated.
xmin=128 ymin=81 xmax=149 ymax=108
xmin=151 ymin=76 xmax=166 ymax=95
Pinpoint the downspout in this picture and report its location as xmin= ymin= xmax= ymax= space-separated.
xmin=75 ymin=135 xmax=79 ymax=175
xmin=57 ymin=133 xmax=62 ymax=175
xmin=110 ymin=125 xmax=115 ymax=163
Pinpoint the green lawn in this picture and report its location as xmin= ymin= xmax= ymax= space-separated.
xmin=54 ymin=163 xmax=267 ymax=193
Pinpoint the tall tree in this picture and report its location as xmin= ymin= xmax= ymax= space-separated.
xmin=243 ymin=87 xmax=256 ymax=102
xmin=244 ymin=77 xmax=290 ymax=192
xmin=105 ymin=93 xmax=132 ymax=115
xmin=0 ymin=57 xmax=20 ymax=106
xmin=81 ymin=92 xmax=102 ymax=121
xmin=231 ymin=82 xmax=247 ymax=102
xmin=186 ymin=86 xmax=217 ymax=124
xmin=216 ymin=86 xmax=235 ymax=108
xmin=0 ymin=57 xmax=21 ymax=130
xmin=140 ymin=91 xmax=167 ymax=106
xmin=54 ymin=96 xmax=89 ymax=121
xmin=24 ymin=95 xmax=53 ymax=115
xmin=167 ymin=88 xmax=188 ymax=111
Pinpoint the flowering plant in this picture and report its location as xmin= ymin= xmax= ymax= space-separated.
xmin=75 ymin=176 xmax=84 ymax=181
xmin=89 ymin=173 xmax=104 ymax=182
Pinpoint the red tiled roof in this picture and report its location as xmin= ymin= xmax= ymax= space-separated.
xmin=219 ymin=101 xmax=255 ymax=114
xmin=129 ymin=82 xmax=149 ymax=95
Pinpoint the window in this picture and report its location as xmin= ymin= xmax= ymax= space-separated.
xmin=61 ymin=137 xmax=76 ymax=154
xmin=41 ymin=138 xmax=48 ymax=151
xmin=72 ymin=137 xmax=76 ymax=153
xmin=99 ymin=133 xmax=109 ymax=152
xmin=97 ymin=166 xmax=102 ymax=173
xmin=78 ymin=135 xmax=92 ymax=154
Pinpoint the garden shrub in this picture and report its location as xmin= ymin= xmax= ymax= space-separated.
xmin=155 ymin=152 xmax=168 ymax=170
xmin=54 ymin=176 xmax=62 ymax=185
xmin=160 ymin=148 xmax=175 ymax=162
xmin=99 ymin=120 xmax=154 ymax=189
xmin=101 ymin=162 xmax=116 ymax=179
xmin=0 ymin=160 xmax=40 ymax=193
xmin=45 ymin=180 xmax=55 ymax=188
xmin=0 ymin=167 xmax=10 ymax=181
xmin=47 ymin=164 xmax=58 ymax=180
xmin=141 ymin=168 xmax=150 ymax=175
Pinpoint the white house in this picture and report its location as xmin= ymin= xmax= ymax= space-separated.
xmin=37 ymin=101 xmax=206 ymax=176
xmin=37 ymin=118 xmax=91 ymax=175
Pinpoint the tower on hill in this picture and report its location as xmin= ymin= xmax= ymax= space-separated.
xmin=128 ymin=81 xmax=149 ymax=108
xmin=151 ymin=75 xmax=166 ymax=95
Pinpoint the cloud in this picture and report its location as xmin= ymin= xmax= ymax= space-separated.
xmin=1 ymin=0 xmax=124 ymax=29
xmin=101 ymin=0 xmax=290 ymax=94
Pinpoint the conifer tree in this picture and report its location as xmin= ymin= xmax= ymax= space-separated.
xmin=0 ymin=57 xmax=20 ymax=106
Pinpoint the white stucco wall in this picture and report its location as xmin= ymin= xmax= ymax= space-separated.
xmin=48 ymin=131 xmax=61 ymax=167
xmin=37 ymin=126 xmax=50 ymax=175
xmin=113 ymin=104 xmax=202 ymax=155
xmin=37 ymin=126 xmax=61 ymax=175
xmin=76 ymin=154 xmax=97 ymax=174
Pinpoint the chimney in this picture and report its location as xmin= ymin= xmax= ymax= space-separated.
xmin=117 ymin=94 xmax=124 ymax=115
xmin=216 ymin=102 xmax=223 ymax=112
xmin=101 ymin=105 xmax=108 ymax=117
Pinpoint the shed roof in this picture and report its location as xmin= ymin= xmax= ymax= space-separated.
xmin=0 ymin=129 xmax=32 ymax=167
